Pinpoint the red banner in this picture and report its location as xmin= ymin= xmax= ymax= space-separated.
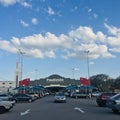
xmin=80 ymin=77 xmax=90 ymax=86
xmin=19 ymin=78 xmax=30 ymax=86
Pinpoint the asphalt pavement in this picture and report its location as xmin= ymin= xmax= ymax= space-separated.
xmin=0 ymin=95 xmax=120 ymax=120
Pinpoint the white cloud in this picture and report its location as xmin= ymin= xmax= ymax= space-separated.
xmin=0 ymin=0 xmax=32 ymax=8
xmin=0 ymin=40 xmax=17 ymax=53
xmin=0 ymin=0 xmax=18 ymax=6
xmin=20 ymin=20 xmax=29 ymax=27
xmin=0 ymin=24 xmax=119 ymax=59
xmin=71 ymin=6 xmax=78 ymax=12
xmin=88 ymin=8 xmax=92 ymax=12
xmin=104 ymin=23 xmax=120 ymax=52
xmin=93 ymin=13 xmax=98 ymax=18
xmin=104 ymin=23 xmax=120 ymax=36
xmin=20 ymin=1 xmax=32 ymax=8
xmin=69 ymin=26 xmax=96 ymax=43
xmin=11 ymin=37 xmax=21 ymax=46
xmin=31 ymin=18 xmax=38 ymax=25
xmin=48 ymin=6 xmax=55 ymax=15
xmin=110 ymin=47 xmax=120 ymax=52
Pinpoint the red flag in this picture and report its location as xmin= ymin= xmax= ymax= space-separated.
xmin=80 ymin=77 xmax=90 ymax=86
xmin=19 ymin=78 xmax=30 ymax=86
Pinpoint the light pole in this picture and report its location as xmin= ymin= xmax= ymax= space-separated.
xmin=16 ymin=49 xmax=25 ymax=87
xmin=85 ymin=50 xmax=90 ymax=79
xmin=72 ymin=68 xmax=79 ymax=85
xmin=84 ymin=50 xmax=91 ymax=98
xmin=72 ymin=68 xmax=75 ymax=79
xmin=35 ymin=69 xmax=38 ymax=86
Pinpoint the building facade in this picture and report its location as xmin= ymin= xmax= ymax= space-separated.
xmin=0 ymin=81 xmax=15 ymax=94
xmin=30 ymin=74 xmax=80 ymax=87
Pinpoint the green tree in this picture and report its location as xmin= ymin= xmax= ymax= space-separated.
xmin=113 ymin=76 xmax=120 ymax=89
xmin=90 ymin=74 xmax=114 ymax=92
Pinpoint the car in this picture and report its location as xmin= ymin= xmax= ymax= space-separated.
xmin=92 ymin=91 xmax=101 ymax=97
xmin=28 ymin=93 xmax=39 ymax=100
xmin=54 ymin=92 xmax=66 ymax=103
xmin=0 ymin=94 xmax=12 ymax=101
xmin=0 ymin=94 xmax=15 ymax=106
xmin=96 ymin=92 xmax=117 ymax=107
xmin=0 ymin=99 xmax=13 ymax=114
xmin=10 ymin=93 xmax=35 ymax=103
xmin=71 ymin=92 xmax=89 ymax=98
xmin=106 ymin=93 xmax=120 ymax=113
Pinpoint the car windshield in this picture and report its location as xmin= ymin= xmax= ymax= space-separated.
xmin=111 ymin=94 xmax=120 ymax=100
xmin=56 ymin=93 xmax=64 ymax=96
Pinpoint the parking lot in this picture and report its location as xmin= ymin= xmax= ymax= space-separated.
xmin=0 ymin=95 xmax=120 ymax=120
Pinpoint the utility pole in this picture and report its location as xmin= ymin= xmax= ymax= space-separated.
xmin=15 ymin=49 xmax=25 ymax=87
xmin=85 ymin=50 xmax=90 ymax=79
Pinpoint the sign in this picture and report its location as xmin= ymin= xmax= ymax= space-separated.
xmin=80 ymin=77 xmax=90 ymax=86
xmin=46 ymin=78 xmax=64 ymax=82
xmin=19 ymin=78 xmax=30 ymax=86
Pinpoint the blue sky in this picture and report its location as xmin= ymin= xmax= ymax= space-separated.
xmin=0 ymin=0 xmax=120 ymax=81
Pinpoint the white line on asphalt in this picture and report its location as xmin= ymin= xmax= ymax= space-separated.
xmin=20 ymin=109 xmax=31 ymax=116
xmin=74 ymin=107 xmax=85 ymax=113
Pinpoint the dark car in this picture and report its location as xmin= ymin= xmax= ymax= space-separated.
xmin=96 ymin=92 xmax=117 ymax=107
xmin=10 ymin=93 xmax=35 ymax=103
xmin=106 ymin=93 xmax=120 ymax=113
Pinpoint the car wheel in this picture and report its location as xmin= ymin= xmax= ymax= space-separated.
xmin=13 ymin=99 xmax=17 ymax=103
xmin=0 ymin=106 xmax=6 ymax=114
xmin=29 ymin=99 xmax=32 ymax=103
xmin=112 ymin=109 xmax=119 ymax=113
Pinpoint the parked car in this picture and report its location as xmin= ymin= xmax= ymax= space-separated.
xmin=92 ymin=91 xmax=101 ymax=97
xmin=10 ymin=93 xmax=35 ymax=103
xmin=71 ymin=92 xmax=89 ymax=98
xmin=96 ymin=92 xmax=117 ymax=107
xmin=106 ymin=93 xmax=120 ymax=113
xmin=54 ymin=92 xmax=66 ymax=103
xmin=0 ymin=94 xmax=12 ymax=101
xmin=0 ymin=99 xmax=13 ymax=114
xmin=28 ymin=93 xmax=39 ymax=100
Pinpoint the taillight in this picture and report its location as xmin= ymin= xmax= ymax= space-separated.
xmin=101 ymin=95 xmax=107 ymax=100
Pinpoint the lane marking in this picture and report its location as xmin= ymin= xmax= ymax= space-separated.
xmin=74 ymin=107 xmax=85 ymax=113
xmin=20 ymin=109 xmax=31 ymax=116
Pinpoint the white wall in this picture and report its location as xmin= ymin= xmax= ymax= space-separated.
xmin=0 ymin=81 xmax=15 ymax=94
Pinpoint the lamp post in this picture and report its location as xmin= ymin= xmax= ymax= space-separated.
xmin=35 ymin=69 xmax=38 ymax=86
xmin=72 ymin=68 xmax=79 ymax=85
xmin=85 ymin=50 xmax=90 ymax=79
xmin=16 ymin=49 xmax=25 ymax=87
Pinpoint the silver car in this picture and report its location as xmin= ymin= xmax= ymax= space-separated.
xmin=54 ymin=92 xmax=66 ymax=103
xmin=107 ymin=93 xmax=120 ymax=113
xmin=0 ymin=99 xmax=13 ymax=114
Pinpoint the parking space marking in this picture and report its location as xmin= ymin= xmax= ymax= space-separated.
xmin=74 ymin=107 xmax=85 ymax=113
xmin=20 ymin=109 xmax=31 ymax=116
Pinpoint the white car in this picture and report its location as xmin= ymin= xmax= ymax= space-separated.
xmin=54 ymin=92 xmax=66 ymax=103
xmin=107 ymin=93 xmax=120 ymax=113
xmin=92 ymin=91 xmax=101 ymax=97
xmin=0 ymin=99 xmax=13 ymax=114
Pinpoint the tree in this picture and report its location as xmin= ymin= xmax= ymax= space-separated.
xmin=90 ymin=74 xmax=114 ymax=92
xmin=113 ymin=76 xmax=120 ymax=89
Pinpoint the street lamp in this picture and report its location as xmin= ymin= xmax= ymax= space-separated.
xmin=85 ymin=50 xmax=90 ymax=79
xmin=35 ymin=69 xmax=38 ymax=86
xmin=72 ymin=68 xmax=79 ymax=85
xmin=72 ymin=68 xmax=75 ymax=79
xmin=15 ymin=49 xmax=25 ymax=87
